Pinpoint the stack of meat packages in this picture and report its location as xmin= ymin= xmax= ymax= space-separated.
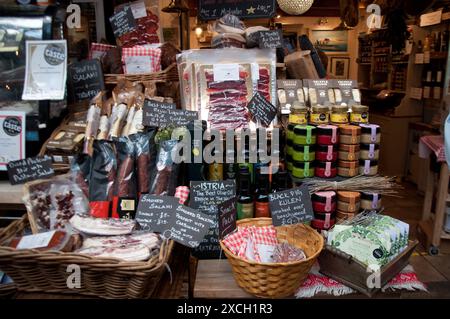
xmin=119 ymin=9 xmax=160 ymax=47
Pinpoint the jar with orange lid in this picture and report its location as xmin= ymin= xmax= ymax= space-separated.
xmin=337 ymin=191 xmax=361 ymax=213
xmin=338 ymin=160 xmax=359 ymax=177
xmin=339 ymin=125 xmax=361 ymax=144
xmin=338 ymin=144 xmax=360 ymax=161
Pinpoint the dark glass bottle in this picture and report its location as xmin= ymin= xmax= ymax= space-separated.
xmin=272 ymin=170 xmax=290 ymax=192
xmin=254 ymin=173 xmax=270 ymax=218
xmin=237 ymin=172 xmax=254 ymax=220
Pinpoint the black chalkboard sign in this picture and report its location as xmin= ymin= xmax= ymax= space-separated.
xmin=68 ymin=60 xmax=105 ymax=102
xmin=199 ymin=0 xmax=276 ymax=20
xmin=135 ymin=195 xmax=215 ymax=248
xmin=269 ymin=186 xmax=314 ymax=226
xmin=218 ymin=197 xmax=237 ymax=239
xmin=109 ymin=6 xmax=137 ymax=38
xmin=190 ymin=180 xmax=236 ymax=259
xmin=7 ymin=156 xmax=54 ymax=185
xmin=143 ymin=100 xmax=198 ymax=127
xmin=247 ymin=92 xmax=277 ymax=127
xmin=259 ymin=30 xmax=283 ymax=49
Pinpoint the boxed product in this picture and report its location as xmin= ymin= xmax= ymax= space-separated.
xmin=277 ymin=80 xmax=306 ymax=115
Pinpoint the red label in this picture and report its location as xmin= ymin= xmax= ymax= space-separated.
xmin=255 ymin=202 xmax=270 ymax=218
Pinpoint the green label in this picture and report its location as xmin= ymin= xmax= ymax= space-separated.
xmin=237 ymin=202 xmax=254 ymax=220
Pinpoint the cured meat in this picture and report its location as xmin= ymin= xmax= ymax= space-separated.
xmin=82 ymin=232 xmax=161 ymax=250
xmin=77 ymin=244 xmax=150 ymax=262
xmin=70 ymin=215 xmax=136 ymax=236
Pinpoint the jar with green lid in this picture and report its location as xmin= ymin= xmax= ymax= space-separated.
xmin=292 ymin=144 xmax=316 ymax=162
xmin=310 ymin=105 xmax=330 ymax=125
xmin=289 ymin=102 xmax=308 ymax=125
xmin=350 ymin=105 xmax=369 ymax=124
xmin=286 ymin=154 xmax=293 ymax=172
xmin=331 ymin=105 xmax=349 ymax=124
xmin=286 ymin=139 xmax=294 ymax=156
xmin=287 ymin=123 xmax=295 ymax=142
xmin=292 ymin=161 xmax=315 ymax=179
xmin=293 ymin=125 xmax=316 ymax=145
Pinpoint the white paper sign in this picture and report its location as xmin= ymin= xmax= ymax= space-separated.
xmin=16 ymin=231 xmax=56 ymax=250
xmin=0 ymin=111 xmax=26 ymax=171
xmin=130 ymin=1 xmax=147 ymax=19
xmin=22 ymin=40 xmax=67 ymax=100
xmin=124 ymin=56 xmax=153 ymax=74
xmin=420 ymin=10 xmax=442 ymax=27
xmin=213 ymin=64 xmax=239 ymax=82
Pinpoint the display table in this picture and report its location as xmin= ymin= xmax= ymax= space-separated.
xmin=0 ymin=181 xmax=24 ymax=205
xmin=417 ymin=135 xmax=450 ymax=255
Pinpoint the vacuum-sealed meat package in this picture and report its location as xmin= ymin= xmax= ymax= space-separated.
xmin=150 ymin=139 xmax=179 ymax=196
xmin=131 ymin=130 xmax=157 ymax=196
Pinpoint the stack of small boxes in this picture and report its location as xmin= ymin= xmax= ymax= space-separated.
xmin=287 ymin=125 xmax=316 ymax=179
xmin=311 ymin=191 xmax=337 ymax=231
xmin=359 ymin=123 xmax=381 ymax=176
xmin=337 ymin=124 xmax=361 ymax=177
xmin=314 ymin=124 xmax=339 ymax=178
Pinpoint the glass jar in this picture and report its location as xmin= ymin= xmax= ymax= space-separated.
xmin=339 ymin=124 xmax=361 ymax=145
xmin=331 ymin=105 xmax=349 ymax=124
xmin=292 ymin=161 xmax=315 ymax=179
xmin=293 ymin=125 xmax=316 ymax=145
xmin=310 ymin=105 xmax=330 ymax=125
xmin=338 ymin=160 xmax=359 ymax=177
xmin=292 ymin=144 xmax=316 ymax=162
xmin=338 ymin=144 xmax=360 ymax=161
xmin=316 ymin=144 xmax=338 ymax=162
xmin=289 ymin=102 xmax=308 ymax=125
xmin=359 ymin=159 xmax=379 ymax=176
xmin=315 ymin=161 xmax=337 ymax=178
xmin=350 ymin=105 xmax=369 ymax=124
xmin=316 ymin=124 xmax=339 ymax=145
xmin=360 ymin=143 xmax=380 ymax=160
xmin=337 ymin=191 xmax=361 ymax=213
xmin=360 ymin=192 xmax=382 ymax=210
xmin=287 ymin=123 xmax=295 ymax=141
xmin=312 ymin=191 xmax=337 ymax=213
xmin=360 ymin=124 xmax=381 ymax=144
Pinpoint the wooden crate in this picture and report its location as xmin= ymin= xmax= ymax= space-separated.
xmin=318 ymin=240 xmax=418 ymax=297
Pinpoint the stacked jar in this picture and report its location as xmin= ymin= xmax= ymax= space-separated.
xmin=311 ymin=191 xmax=337 ymax=231
xmin=337 ymin=125 xmax=361 ymax=177
xmin=359 ymin=124 xmax=381 ymax=176
xmin=315 ymin=125 xmax=339 ymax=178
xmin=336 ymin=191 xmax=361 ymax=223
xmin=360 ymin=192 xmax=382 ymax=211
xmin=290 ymin=125 xmax=316 ymax=179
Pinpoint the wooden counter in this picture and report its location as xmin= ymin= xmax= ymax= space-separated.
xmin=0 ymin=181 xmax=24 ymax=205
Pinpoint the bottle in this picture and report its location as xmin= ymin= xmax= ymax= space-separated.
xmin=254 ymin=173 xmax=270 ymax=218
xmin=237 ymin=172 xmax=254 ymax=220
xmin=417 ymin=40 xmax=423 ymax=53
xmin=430 ymin=33 xmax=436 ymax=52
xmin=272 ymin=170 xmax=290 ymax=192
xmin=423 ymin=65 xmax=432 ymax=99
xmin=424 ymin=34 xmax=431 ymax=52
xmin=442 ymin=30 xmax=449 ymax=52
xmin=435 ymin=32 xmax=442 ymax=53
xmin=434 ymin=62 xmax=444 ymax=100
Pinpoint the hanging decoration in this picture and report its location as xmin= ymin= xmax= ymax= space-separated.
xmin=277 ymin=0 xmax=314 ymax=15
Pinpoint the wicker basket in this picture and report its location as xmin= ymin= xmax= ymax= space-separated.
xmin=219 ymin=218 xmax=324 ymax=298
xmin=104 ymin=63 xmax=179 ymax=85
xmin=0 ymin=215 xmax=174 ymax=299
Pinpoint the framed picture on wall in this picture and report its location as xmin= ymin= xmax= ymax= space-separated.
xmin=330 ymin=57 xmax=350 ymax=79
xmin=310 ymin=30 xmax=348 ymax=52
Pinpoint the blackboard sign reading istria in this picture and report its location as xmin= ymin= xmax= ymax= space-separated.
xmin=269 ymin=186 xmax=314 ymax=226
xmin=247 ymin=92 xmax=277 ymax=127
xmin=199 ymin=0 xmax=276 ymax=20
xmin=259 ymin=30 xmax=283 ymax=49
xmin=190 ymin=180 xmax=236 ymax=258
xmin=218 ymin=197 xmax=237 ymax=239
xmin=7 ymin=156 xmax=54 ymax=185
xmin=68 ymin=60 xmax=105 ymax=102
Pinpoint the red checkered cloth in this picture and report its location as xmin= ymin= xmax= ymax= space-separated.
xmin=122 ymin=46 xmax=161 ymax=74
xmin=89 ymin=43 xmax=116 ymax=60
xmin=419 ymin=135 xmax=446 ymax=163
xmin=174 ymin=186 xmax=190 ymax=205
xmin=222 ymin=226 xmax=251 ymax=256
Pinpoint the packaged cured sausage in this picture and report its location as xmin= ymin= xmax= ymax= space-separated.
xmin=150 ymin=139 xmax=179 ymax=196
xmin=84 ymin=92 xmax=103 ymax=154
xmin=70 ymin=154 xmax=91 ymax=198
xmin=131 ymin=129 xmax=157 ymax=196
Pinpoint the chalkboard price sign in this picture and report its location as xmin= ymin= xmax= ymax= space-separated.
xmin=110 ymin=6 xmax=137 ymax=38
xmin=259 ymin=30 xmax=283 ymax=49
xmin=190 ymin=180 xmax=236 ymax=258
xmin=218 ymin=197 xmax=237 ymax=239
xmin=269 ymin=186 xmax=314 ymax=226
xmin=199 ymin=0 xmax=276 ymax=20
xmin=143 ymin=100 xmax=198 ymax=127
xmin=7 ymin=156 xmax=54 ymax=185
xmin=68 ymin=60 xmax=105 ymax=102
xmin=135 ymin=195 xmax=176 ymax=233
xmin=247 ymin=92 xmax=277 ymax=127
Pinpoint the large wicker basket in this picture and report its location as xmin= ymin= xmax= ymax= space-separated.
xmin=104 ymin=63 xmax=179 ymax=85
xmin=219 ymin=218 xmax=324 ymax=298
xmin=0 ymin=215 xmax=174 ymax=299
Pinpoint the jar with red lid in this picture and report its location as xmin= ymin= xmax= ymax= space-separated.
xmin=311 ymin=191 xmax=337 ymax=213
xmin=316 ymin=144 xmax=338 ymax=161
xmin=316 ymin=125 xmax=339 ymax=145
xmin=315 ymin=161 xmax=337 ymax=178
xmin=311 ymin=216 xmax=336 ymax=230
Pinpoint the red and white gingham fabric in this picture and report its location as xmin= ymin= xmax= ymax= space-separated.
xmin=122 ymin=46 xmax=162 ymax=74
xmin=222 ymin=226 xmax=250 ymax=256
xmin=174 ymin=186 xmax=190 ymax=205
xmin=89 ymin=43 xmax=116 ymax=60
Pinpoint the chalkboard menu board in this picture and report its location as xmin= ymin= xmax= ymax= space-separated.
xmin=247 ymin=92 xmax=277 ymax=127
xmin=68 ymin=60 xmax=104 ymax=102
xmin=218 ymin=197 xmax=237 ymax=239
xmin=190 ymin=180 xmax=236 ymax=258
xmin=199 ymin=0 xmax=276 ymax=20
xmin=269 ymin=186 xmax=314 ymax=226
xmin=143 ymin=100 xmax=198 ymax=127
xmin=259 ymin=30 xmax=283 ymax=49
xmin=110 ymin=6 xmax=137 ymax=38
xmin=7 ymin=156 xmax=54 ymax=185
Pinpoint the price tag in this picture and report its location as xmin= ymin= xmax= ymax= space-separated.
xmin=16 ymin=231 xmax=56 ymax=250
xmin=213 ymin=64 xmax=239 ymax=82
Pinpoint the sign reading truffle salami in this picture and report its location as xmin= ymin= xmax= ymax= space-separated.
xmin=190 ymin=180 xmax=236 ymax=258
xmin=109 ymin=6 xmax=137 ymax=38
xmin=259 ymin=30 xmax=283 ymax=49
xmin=7 ymin=156 xmax=54 ymax=185
xmin=199 ymin=0 xmax=276 ymax=20
xmin=143 ymin=100 xmax=198 ymax=127
xmin=269 ymin=186 xmax=314 ymax=226
xmin=68 ymin=60 xmax=105 ymax=102
xmin=247 ymin=92 xmax=277 ymax=127
xmin=218 ymin=197 xmax=237 ymax=239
